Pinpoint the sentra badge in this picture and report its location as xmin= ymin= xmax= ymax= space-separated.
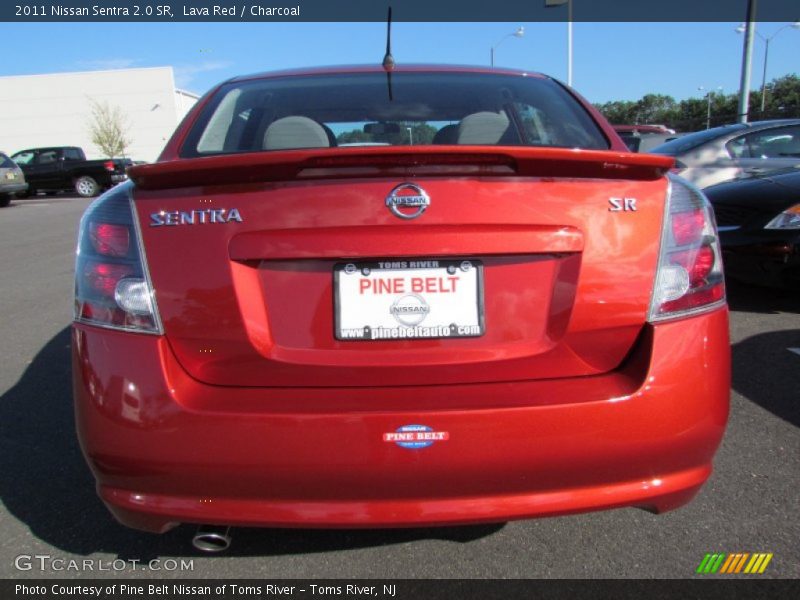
xmin=150 ymin=208 xmax=243 ymax=227
xmin=386 ymin=183 xmax=430 ymax=220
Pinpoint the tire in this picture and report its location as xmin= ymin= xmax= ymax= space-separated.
xmin=74 ymin=176 xmax=99 ymax=198
xmin=0 ymin=194 xmax=10 ymax=208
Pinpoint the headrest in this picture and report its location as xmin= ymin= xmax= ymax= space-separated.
xmin=457 ymin=111 xmax=510 ymax=145
xmin=263 ymin=116 xmax=331 ymax=150
xmin=433 ymin=124 xmax=459 ymax=145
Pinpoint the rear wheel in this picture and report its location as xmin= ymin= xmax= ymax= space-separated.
xmin=0 ymin=194 xmax=10 ymax=208
xmin=75 ymin=176 xmax=99 ymax=198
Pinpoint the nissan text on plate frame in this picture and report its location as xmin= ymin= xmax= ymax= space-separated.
xmin=72 ymin=65 xmax=730 ymax=535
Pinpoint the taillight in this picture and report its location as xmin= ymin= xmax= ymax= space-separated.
xmin=89 ymin=222 xmax=129 ymax=257
xmin=74 ymin=182 xmax=162 ymax=334
xmin=103 ymin=160 xmax=115 ymax=172
xmin=83 ymin=261 xmax=134 ymax=296
xmin=648 ymin=175 xmax=725 ymax=321
xmin=670 ymin=208 xmax=705 ymax=246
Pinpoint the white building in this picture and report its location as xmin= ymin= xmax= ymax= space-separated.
xmin=0 ymin=67 xmax=199 ymax=163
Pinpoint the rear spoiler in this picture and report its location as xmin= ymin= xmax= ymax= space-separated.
xmin=129 ymin=146 xmax=674 ymax=190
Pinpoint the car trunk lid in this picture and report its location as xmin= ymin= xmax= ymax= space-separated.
xmin=131 ymin=147 xmax=670 ymax=388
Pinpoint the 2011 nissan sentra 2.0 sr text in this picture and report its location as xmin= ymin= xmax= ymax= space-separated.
xmin=72 ymin=65 xmax=730 ymax=535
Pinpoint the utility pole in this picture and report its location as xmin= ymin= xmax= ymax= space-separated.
xmin=737 ymin=0 xmax=757 ymax=123
xmin=567 ymin=0 xmax=573 ymax=86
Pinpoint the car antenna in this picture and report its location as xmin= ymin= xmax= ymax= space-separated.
xmin=382 ymin=6 xmax=395 ymax=100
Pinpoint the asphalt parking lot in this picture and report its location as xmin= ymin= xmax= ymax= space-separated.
xmin=0 ymin=194 xmax=798 ymax=580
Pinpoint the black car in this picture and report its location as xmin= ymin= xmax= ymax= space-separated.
xmin=705 ymin=168 xmax=800 ymax=288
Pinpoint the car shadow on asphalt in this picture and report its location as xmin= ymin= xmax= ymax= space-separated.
xmin=730 ymin=327 xmax=800 ymax=429
xmin=726 ymin=280 xmax=798 ymax=314
xmin=0 ymin=326 xmax=503 ymax=562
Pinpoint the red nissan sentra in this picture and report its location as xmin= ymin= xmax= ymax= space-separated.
xmin=72 ymin=65 xmax=730 ymax=547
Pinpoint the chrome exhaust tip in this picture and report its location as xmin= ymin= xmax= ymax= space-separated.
xmin=192 ymin=525 xmax=232 ymax=553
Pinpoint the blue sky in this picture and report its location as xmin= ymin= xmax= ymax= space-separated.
xmin=2 ymin=21 xmax=799 ymax=104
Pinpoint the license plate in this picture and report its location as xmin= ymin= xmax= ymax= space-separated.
xmin=4 ymin=173 xmax=14 ymax=180
xmin=334 ymin=259 xmax=485 ymax=341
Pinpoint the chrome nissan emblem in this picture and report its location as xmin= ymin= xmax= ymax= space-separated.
xmin=386 ymin=183 xmax=430 ymax=220
xmin=389 ymin=294 xmax=430 ymax=326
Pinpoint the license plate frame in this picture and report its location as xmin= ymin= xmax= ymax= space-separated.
xmin=334 ymin=259 xmax=485 ymax=341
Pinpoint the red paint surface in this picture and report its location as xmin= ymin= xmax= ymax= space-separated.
xmin=73 ymin=309 xmax=729 ymax=532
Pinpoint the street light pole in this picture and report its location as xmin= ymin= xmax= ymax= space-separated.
xmin=545 ymin=0 xmax=572 ymax=85
xmin=760 ymin=37 xmax=770 ymax=113
xmin=737 ymin=20 xmax=800 ymax=116
xmin=406 ymin=127 xmax=413 ymax=146
xmin=567 ymin=0 xmax=573 ymax=86
xmin=698 ymin=86 xmax=723 ymax=130
xmin=736 ymin=0 xmax=757 ymax=124
xmin=490 ymin=26 xmax=524 ymax=67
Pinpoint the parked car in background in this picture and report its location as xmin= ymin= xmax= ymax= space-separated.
xmin=73 ymin=64 xmax=729 ymax=545
xmin=620 ymin=132 xmax=685 ymax=153
xmin=614 ymin=124 xmax=675 ymax=135
xmin=649 ymin=119 xmax=800 ymax=189
xmin=11 ymin=146 xmax=130 ymax=197
xmin=0 ymin=152 xmax=27 ymax=207
xmin=706 ymin=167 xmax=800 ymax=288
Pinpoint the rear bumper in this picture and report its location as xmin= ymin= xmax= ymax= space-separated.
xmin=72 ymin=309 xmax=730 ymax=533
xmin=0 ymin=182 xmax=28 ymax=195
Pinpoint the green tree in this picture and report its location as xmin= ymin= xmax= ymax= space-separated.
xmin=337 ymin=122 xmax=438 ymax=146
xmin=408 ymin=123 xmax=437 ymax=145
xmin=594 ymin=74 xmax=799 ymax=132
xmin=594 ymin=100 xmax=638 ymax=124
xmin=634 ymin=94 xmax=677 ymax=125
xmin=87 ymin=99 xmax=132 ymax=157
xmin=760 ymin=74 xmax=800 ymax=119
xmin=337 ymin=129 xmax=372 ymax=144
xmin=672 ymin=97 xmax=710 ymax=131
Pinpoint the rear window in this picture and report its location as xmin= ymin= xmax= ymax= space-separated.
xmin=0 ymin=153 xmax=16 ymax=168
xmin=180 ymin=72 xmax=609 ymax=157
xmin=64 ymin=147 xmax=83 ymax=161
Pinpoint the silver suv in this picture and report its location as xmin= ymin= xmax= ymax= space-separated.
xmin=0 ymin=152 xmax=28 ymax=207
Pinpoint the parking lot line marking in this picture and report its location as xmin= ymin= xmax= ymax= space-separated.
xmin=788 ymin=348 xmax=800 ymax=357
